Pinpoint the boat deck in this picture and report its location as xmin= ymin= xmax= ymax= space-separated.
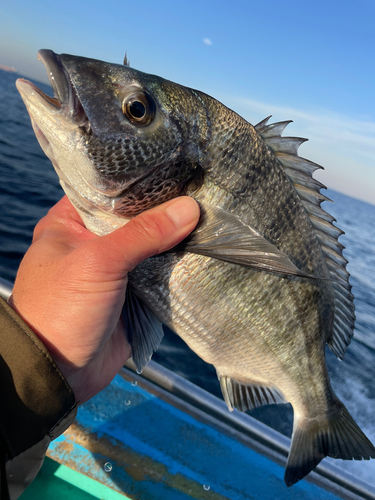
xmin=20 ymin=360 xmax=375 ymax=500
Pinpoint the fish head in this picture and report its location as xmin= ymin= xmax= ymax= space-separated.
xmin=16 ymin=50 xmax=208 ymax=234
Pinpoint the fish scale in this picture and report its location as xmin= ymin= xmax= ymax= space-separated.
xmin=16 ymin=49 xmax=374 ymax=487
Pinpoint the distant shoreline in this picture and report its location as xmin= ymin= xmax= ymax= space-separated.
xmin=0 ymin=64 xmax=17 ymax=73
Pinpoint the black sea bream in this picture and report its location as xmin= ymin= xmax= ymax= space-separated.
xmin=16 ymin=50 xmax=375 ymax=486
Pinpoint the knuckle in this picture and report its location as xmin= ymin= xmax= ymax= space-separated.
xmin=131 ymin=211 xmax=171 ymax=247
xmin=32 ymin=216 xmax=49 ymax=242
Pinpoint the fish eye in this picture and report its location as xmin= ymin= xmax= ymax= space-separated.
xmin=122 ymin=91 xmax=155 ymax=126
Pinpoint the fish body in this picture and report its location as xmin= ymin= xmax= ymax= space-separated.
xmin=16 ymin=50 xmax=375 ymax=486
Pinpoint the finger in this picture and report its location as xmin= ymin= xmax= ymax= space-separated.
xmin=48 ymin=195 xmax=84 ymax=223
xmin=93 ymin=196 xmax=200 ymax=273
xmin=33 ymin=196 xmax=92 ymax=243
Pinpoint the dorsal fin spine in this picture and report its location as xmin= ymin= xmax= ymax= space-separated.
xmin=276 ymin=152 xmax=323 ymax=175
xmin=254 ymin=115 xmax=272 ymax=130
xmin=265 ymin=136 xmax=308 ymax=155
xmin=295 ymin=185 xmax=332 ymax=206
xmin=315 ymin=230 xmax=345 ymax=252
xmin=309 ymin=216 xmax=344 ymax=238
xmin=283 ymin=169 xmax=327 ymax=192
xmin=321 ymin=245 xmax=347 ymax=266
xmin=259 ymin=120 xmax=292 ymax=138
xmin=301 ymin=201 xmax=336 ymax=223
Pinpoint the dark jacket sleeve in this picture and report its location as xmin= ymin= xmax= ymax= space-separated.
xmin=0 ymin=297 xmax=77 ymax=499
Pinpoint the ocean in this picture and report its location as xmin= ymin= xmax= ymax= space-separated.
xmin=1 ymin=68 xmax=375 ymax=485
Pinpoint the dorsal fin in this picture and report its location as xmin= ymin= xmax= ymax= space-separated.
xmin=255 ymin=117 xmax=355 ymax=359
xmin=123 ymin=52 xmax=130 ymax=67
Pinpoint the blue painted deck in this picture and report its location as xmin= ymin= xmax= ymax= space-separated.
xmin=47 ymin=372 xmax=345 ymax=500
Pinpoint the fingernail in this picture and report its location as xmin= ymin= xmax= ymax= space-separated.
xmin=165 ymin=197 xmax=200 ymax=227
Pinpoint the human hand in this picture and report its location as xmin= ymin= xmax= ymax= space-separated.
xmin=8 ymin=195 xmax=200 ymax=404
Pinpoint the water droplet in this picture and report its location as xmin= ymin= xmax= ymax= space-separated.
xmin=203 ymin=484 xmax=210 ymax=491
xmin=136 ymin=369 xmax=143 ymax=375
xmin=125 ymin=400 xmax=131 ymax=405
xmin=131 ymin=380 xmax=137 ymax=386
xmin=104 ymin=462 xmax=113 ymax=472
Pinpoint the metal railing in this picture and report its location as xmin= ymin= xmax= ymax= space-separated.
xmin=0 ymin=277 xmax=13 ymax=300
xmin=123 ymin=359 xmax=375 ymax=500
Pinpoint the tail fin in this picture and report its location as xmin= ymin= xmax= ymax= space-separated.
xmin=284 ymin=402 xmax=375 ymax=487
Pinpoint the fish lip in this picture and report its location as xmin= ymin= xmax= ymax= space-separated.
xmin=37 ymin=49 xmax=90 ymax=131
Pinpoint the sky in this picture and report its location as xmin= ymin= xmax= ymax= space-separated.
xmin=0 ymin=0 xmax=374 ymax=204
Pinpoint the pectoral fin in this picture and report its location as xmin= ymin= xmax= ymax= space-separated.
xmin=183 ymin=205 xmax=320 ymax=278
xmin=122 ymin=286 xmax=164 ymax=372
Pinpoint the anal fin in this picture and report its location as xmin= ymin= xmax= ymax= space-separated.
xmin=218 ymin=374 xmax=286 ymax=412
xmin=122 ymin=286 xmax=164 ymax=372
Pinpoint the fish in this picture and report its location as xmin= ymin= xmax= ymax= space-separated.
xmin=16 ymin=49 xmax=375 ymax=486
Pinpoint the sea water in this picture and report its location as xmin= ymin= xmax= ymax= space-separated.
xmin=1 ymin=69 xmax=375 ymax=485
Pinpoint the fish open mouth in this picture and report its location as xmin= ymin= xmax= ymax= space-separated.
xmin=32 ymin=50 xmax=90 ymax=131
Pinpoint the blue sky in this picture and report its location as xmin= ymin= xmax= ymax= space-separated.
xmin=1 ymin=0 xmax=374 ymax=204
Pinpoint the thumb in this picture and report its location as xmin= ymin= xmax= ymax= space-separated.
xmin=97 ymin=196 xmax=200 ymax=273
